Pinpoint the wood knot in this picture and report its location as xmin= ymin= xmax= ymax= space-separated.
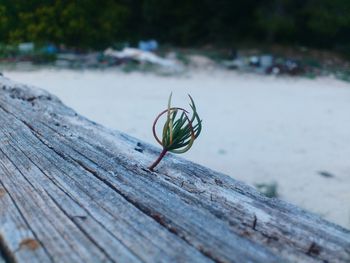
xmin=152 ymin=213 xmax=166 ymax=225
xmin=134 ymin=142 xmax=144 ymax=153
xmin=19 ymin=238 xmax=40 ymax=250
xmin=214 ymin=179 xmax=223 ymax=186
xmin=0 ymin=188 xmax=6 ymax=197
xmin=306 ymin=242 xmax=321 ymax=257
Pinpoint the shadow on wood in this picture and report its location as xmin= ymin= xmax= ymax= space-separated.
xmin=0 ymin=76 xmax=349 ymax=263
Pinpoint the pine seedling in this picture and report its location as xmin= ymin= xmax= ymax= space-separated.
xmin=149 ymin=93 xmax=202 ymax=171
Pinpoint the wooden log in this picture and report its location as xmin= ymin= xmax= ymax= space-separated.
xmin=0 ymin=76 xmax=349 ymax=263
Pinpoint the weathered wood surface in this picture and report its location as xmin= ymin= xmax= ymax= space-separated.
xmin=0 ymin=76 xmax=349 ymax=263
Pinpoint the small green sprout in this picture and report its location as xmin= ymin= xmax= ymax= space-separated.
xmin=149 ymin=93 xmax=202 ymax=171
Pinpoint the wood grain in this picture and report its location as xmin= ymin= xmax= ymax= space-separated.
xmin=0 ymin=76 xmax=349 ymax=263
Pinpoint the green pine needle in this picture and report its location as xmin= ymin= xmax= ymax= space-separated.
xmin=149 ymin=93 xmax=202 ymax=171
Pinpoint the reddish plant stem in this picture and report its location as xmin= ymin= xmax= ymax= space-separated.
xmin=148 ymin=148 xmax=168 ymax=171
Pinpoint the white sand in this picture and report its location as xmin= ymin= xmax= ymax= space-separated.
xmin=4 ymin=68 xmax=350 ymax=229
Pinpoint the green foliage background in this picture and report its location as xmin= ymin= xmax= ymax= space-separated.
xmin=0 ymin=0 xmax=349 ymax=50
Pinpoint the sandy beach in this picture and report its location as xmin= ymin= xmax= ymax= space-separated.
xmin=4 ymin=68 xmax=350 ymax=229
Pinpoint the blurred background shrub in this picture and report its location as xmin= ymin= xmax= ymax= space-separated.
xmin=0 ymin=0 xmax=349 ymax=52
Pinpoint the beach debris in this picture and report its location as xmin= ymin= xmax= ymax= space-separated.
xmin=18 ymin=42 xmax=34 ymax=53
xmin=42 ymin=44 xmax=58 ymax=54
xmin=260 ymin=55 xmax=274 ymax=68
xmin=224 ymin=53 xmax=304 ymax=76
xmin=148 ymin=93 xmax=202 ymax=171
xmin=249 ymin=56 xmax=260 ymax=67
xmin=55 ymin=53 xmax=79 ymax=67
xmin=138 ymin=40 xmax=158 ymax=52
xmin=55 ymin=52 xmax=103 ymax=68
xmin=187 ymin=54 xmax=216 ymax=69
xmin=255 ymin=182 xmax=278 ymax=198
xmin=266 ymin=58 xmax=304 ymax=75
xmin=104 ymin=47 xmax=178 ymax=68
xmin=318 ymin=171 xmax=335 ymax=178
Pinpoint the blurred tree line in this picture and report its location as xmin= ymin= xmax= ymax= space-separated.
xmin=0 ymin=0 xmax=349 ymax=50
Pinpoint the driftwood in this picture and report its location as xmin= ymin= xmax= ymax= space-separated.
xmin=0 ymin=76 xmax=349 ymax=263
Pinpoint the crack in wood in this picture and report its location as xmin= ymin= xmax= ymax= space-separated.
xmin=0 ymin=149 xmax=56 ymax=263
xmin=59 ymin=155 xmax=220 ymax=262
xmin=252 ymin=215 xmax=258 ymax=230
xmin=0 ymin=234 xmax=16 ymax=263
xmin=44 ymin=191 xmax=115 ymax=263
